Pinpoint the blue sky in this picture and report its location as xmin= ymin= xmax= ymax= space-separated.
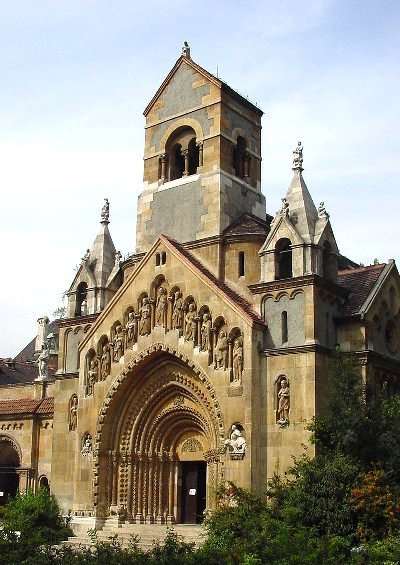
xmin=1 ymin=0 xmax=399 ymax=356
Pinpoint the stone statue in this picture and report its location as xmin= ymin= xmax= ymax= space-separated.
xmin=36 ymin=343 xmax=49 ymax=380
xmin=214 ymin=330 xmax=228 ymax=369
xmin=277 ymin=377 xmax=290 ymax=426
xmin=112 ymin=325 xmax=125 ymax=361
xmin=200 ymin=313 xmax=212 ymax=351
xmin=318 ymin=201 xmax=330 ymax=220
xmin=280 ymin=197 xmax=290 ymax=217
xmin=81 ymin=249 xmax=90 ymax=264
xmin=101 ymin=198 xmax=110 ymax=223
xmin=224 ymin=424 xmax=246 ymax=459
xmin=114 ymin=250 xmax=122 ymax=267
xmin=125 ymin=311 xmax=136 ymax=347
xmin=80 ymin=299 xmax=88 ymax=316
xmin=184 ymin=303 xmax=196 ymax=341
xmin=69 ymin=395 xmax=78 ymax=431
xmin=292 ymin=141 xmax=303 ymax=170
xmin=100 ymin=344 xmax=111 ymax=380
xmin=232 ymin=336 xmax=243 ymax=382
xmin=182 ymin=41 xmax=191 ymax=58
xmin=155 ymin=287 xmax=167 ymax=327
xmin=139 ymin=297 xmax=151 ymax=336
xmin=81 ymin=434 xmax=92 ymax=456
xmin=172 ymin=291 xmax=184 ymax=330
xmin=87 ymin=358 xmax=98 ymax=394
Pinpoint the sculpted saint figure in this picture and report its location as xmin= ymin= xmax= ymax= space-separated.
xmin=81 ymin=434 xmax=92 ymax=456
xmin=155 ymin=287 xmax=167 ymax=327
xmin=277 ymin=377 xmax=290 ymax=425
xmin=214 ymin=330 xmax=228 ymax=369
xmin=87 ymin=358 xmax=98 ymax=394
xmin=69 ymin=395 xmax=78 ymax=431
xmin=172 ymin=291 xmax=184 ymax=330
xmin=101 ymin=198 xmax=109 ymax=222
xmin=125 ymin=311 xmax=136 ymax=347
xmin=139 ymin=297 xmax=151 ymax=336
xmin=113 ymin=325 xmax=125 ymax=361
xmin=184 ymin=303 xmax=196 ymax=341
xmin=36 ymin=343 xmax=49 ymax=380
xmin=224 ymin=424 xmax=246 ymax=456
xmin=232 ymin=336 xmax=243 ymax=382
xmin=292 ymin=141 xmax=303 ymax=169
xmin=200 ymin=313 xmax=212 ymax=351
xmin=100 ymin=344 xmax=111 ymax=380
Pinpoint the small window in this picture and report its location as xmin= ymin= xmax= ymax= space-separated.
xmin=155 ymin=253 xmax=161 ymax=266
xmin=281 ymin=311 xmax=288 ymax=344
xmin=275 ymin=239 xmax=292 ymax=280
xmin=161 ymin=252 xmax=167 ymax=265
xmin=238 ymin=251 xmax=245 ymax=277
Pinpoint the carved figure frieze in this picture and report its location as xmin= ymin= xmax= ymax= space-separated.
xmin=125 ymin=311 xmax=136 ymax=347
xmin=214 ymin=330 xmax=228 ymax=370
xmin=184 ymin=303 xmax=197 ymax=341
xmin=172 ymin=291 xmax=184 ymax=330
xmin=112 ymin=325 xmax=125 ymax=362
xmin=155 ymin=287 xmax=167 ymax=327
xmin=69 ymin=394 xmax=78 ymax=431
xmin=200 ymin=313 xmax=212 ymax=352
xmin=277 ymin=377 xmax=290 ymax=427
xmin=232 ymin=336 xmax=243 ymax=383
xmin=139 ymin=297 xmax=151 ymax=336
xmin=87 ymin=357 xmax=99 ymax=394
xmin=182 ymin=437 xmax=203 ymax=452
xmin=100 ymin=344 xmax=111 ymax=380
xmin=81 ymin=433 xmax=93 ymax=456
xmin=224 ymin=424 xmax=246 ymax=459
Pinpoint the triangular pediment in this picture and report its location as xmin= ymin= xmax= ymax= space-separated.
xmin=259 ymin=214 xmax=304 ymax=255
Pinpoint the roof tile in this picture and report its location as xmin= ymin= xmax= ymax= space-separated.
xmin=338 ymin=263 xmax=386 ymax=316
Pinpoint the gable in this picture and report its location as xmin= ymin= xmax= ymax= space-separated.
xmin=259 ymin=215 xmax=304 ymax=254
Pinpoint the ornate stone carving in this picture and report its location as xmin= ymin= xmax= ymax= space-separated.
xmin=182 ymin=438 xmax=203 ymax=452
xmin=139 ymin=297 xmax=151 ymax=336
xmin=36 ymin=343 xmax=49 ymax=381
xmin=279 ymin=197 xmax=290 ymax=217
xmin=81 ymin=433 xmax=93 ymax=456
xmin=200 ymin=313 xmax=212 ymax=352
xmin=155 ymin=287 xmax=167 ymax=327
xmin=232 ymin=336 xmax=243 ymax=383
xmin=318 ymin=201 xmax=330 ymax=220
xmin=81 ymin=249 xmax=90 ymax=264
xmin=114 ymin=250 xmax=122 ymax=267
xmin=224 ymin=424 xmax=246 ymax=460
xmin=87 ymin=357 xmax=98 ymax=394
xmin=277 ymin=377 xmax=290 ymax=427
xmin=100 ymin=344 xmax=111 ymax=380
xmin=184 ymin=303 xmax=196 ymax=341
xmin=173 ymin=395 xmax=185 ymax=406
xmin=172 ymin=291 xmax=184 ymax=330
xmin=292 ymin=141 xmax=303 ymax=171
xmin=214 ymin=330 xmax=228 ymax=370
xmin=69 ymin=394 xmax=78 ymax=431
xmin=125 ymin=312 xmax=136 ymax=347
xmin=101 ymin=198 xmax=109 ymax=223
xmin=112 ymin=325 xmax=125 ymax=362
xmin=182 ymin=40 xmax=191 ymax=58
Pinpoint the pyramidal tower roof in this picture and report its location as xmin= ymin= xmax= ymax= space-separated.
xmin=88 ymin=198 xmax=116 ymax=287
xmin=285 ymin=142 xmax=319 ymax=243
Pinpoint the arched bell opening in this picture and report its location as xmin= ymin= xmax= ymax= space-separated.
xmin=94 ymin=349 xmax=224 ymax=524
xmin=0 ymin=436 xmax=21 ymax=505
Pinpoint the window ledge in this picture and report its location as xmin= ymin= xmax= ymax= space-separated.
xmin=158 ymin=174 xmax=200 ymax=192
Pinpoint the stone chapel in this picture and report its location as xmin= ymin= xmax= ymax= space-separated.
xmin=0 ymin=44 xmax=400 ymax=533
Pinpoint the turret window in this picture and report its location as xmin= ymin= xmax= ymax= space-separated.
xmin=275 ymin=238 xmax=292 ymax=280
xmin=233 ymin=136 xmax=250 ymax=179
xmin=238 ymin=251 xmax=245 ymax=277
xmin=75 ymin=282 xmax=88 ymax=316
xmin=162 ymin=126 xmax=201 ymax=182
xmin=281 ymin=311 xmax=288 ymax=344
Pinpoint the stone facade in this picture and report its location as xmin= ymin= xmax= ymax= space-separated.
xmin=0 ymin=45 xmax=399 ymax=532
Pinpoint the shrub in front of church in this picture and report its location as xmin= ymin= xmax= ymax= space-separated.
xmin=0 ymin=487 xmax=72 ymax=549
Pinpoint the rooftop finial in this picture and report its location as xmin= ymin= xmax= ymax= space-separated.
xmin=292 ymin=141 xmax=304 ymax=172
xmin=100 ymin=198 xmax=110 ymax=224
xmin=182 ymin=41 xmax=191 ymax=58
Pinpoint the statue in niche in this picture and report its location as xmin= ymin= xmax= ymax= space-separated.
xmin=277 ymin=377 xmax=290 ymax=426
xmin=155 ymin=287 xmax=167 ymax=327
xmin=200 ymin=313 xmax=212 ymax=351
xmin=80 ymin=299 xmax=88 ymax=316
xmin=224 ymin=424 xmax=246 ymax=459
xmin=125 ymin=311 xmax=136 ymax=347
xmin=214 ymin=330 xmax=228 ymax=369
xmin=112 ymin=325 xmax=125 ymax=361
xmin=69 ymin=395 xmax=78 ymax=431
xmin=100 ymin=344 xmax=111 ymax=380
xmin=184 ymin=303 xmax=196 ymax=341
xmin=232 ymin=336 xmax=243 ymax=382
xmin=172 ymin=291 xmax=184 ymax=330
xmin=139 ymin=297 xmax=151 ymax=336
xmin=36 ymin=343 xmax=49 ymax=380
xmin=87 ymin=357 xmax=98 ymax=394
xmin=81 ymin=434 xmax=93 ymax=456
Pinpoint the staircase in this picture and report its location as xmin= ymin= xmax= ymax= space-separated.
xmin=64 ymin=521 xmax=204 ymax=551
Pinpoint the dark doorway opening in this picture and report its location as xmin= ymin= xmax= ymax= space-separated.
xmin=0 ymin=468 xmax=19 ymax=505
xmin=180 ymin=461 xmax=206 ymax=524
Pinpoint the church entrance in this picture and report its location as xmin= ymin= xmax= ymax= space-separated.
xmin=0 ymin=436 xmax=20 ymax=505
xmin=180 ymin=461 xmax=206 ymax=524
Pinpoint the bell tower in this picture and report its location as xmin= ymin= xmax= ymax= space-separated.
xmin=136 ymin=43 xmax=266 ymax=252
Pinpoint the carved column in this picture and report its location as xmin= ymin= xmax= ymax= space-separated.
xmin=160 ymin=153 xmax=168 ymax=183
xmin=228 ymin=338 xmax=233 ymax=381
xmin=167 ymin=457 xmax=175 ymax=523
xmin=197 ymin=141 xmax=204 ymax=168
xmin=195 ymin=316 xmax=201 ymax=348
xmin=146 ymin=455 xmax=154 ymax=523
xmin=130 ymin=455 xmax=138 ymax=522
xmin=182 ymin=149 xmax=189 ymax=176
xmin=111 ymin=451 xmax=119 ymax=508
xmin=157 ymin=455 xmax=165 ymax=523
xmin=142 ymin=456 xmax=149 ymax=521
xmin=126 ymin=454 xmax=133 ymax=521
xmin=135 ymin=454 xmax=144 ymax=523
xmin=204 ymin=449 xmax=220 ymax=511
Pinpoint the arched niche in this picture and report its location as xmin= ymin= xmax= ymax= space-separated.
xmin=0 ymin=435 xmax=21 ymax=504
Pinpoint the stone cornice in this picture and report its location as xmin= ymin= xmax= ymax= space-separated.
xmin=58 ymin=314 xmax=98 ymax=328
xmin=249 ymin=275 xmax=348 ymax=298
xmin=264 ymin=343 xmax=331 ymax=356
xmin=350 ymin=350 xmax=400 ymax=372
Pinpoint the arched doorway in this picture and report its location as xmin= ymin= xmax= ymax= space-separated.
xmin=94 ymin=348 xmax=225 ymax=524
xmin=0 ymin=436 xmax=21 ymax=505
